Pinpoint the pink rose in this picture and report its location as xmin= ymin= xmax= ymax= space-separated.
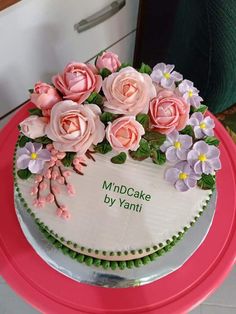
xmin=149 ymin=89 xmax=190 ymax=134
xmin=52 ymin=63 xmax=102 ymax=104
xmin=20 ymin=115 xmax=47 ymax=139
xmin=46 ymin=100 xmax=105 ymax=154
xmin=96 ymin=51 xmax=121 ymax=72
xmin=106 ymin=116 xmax=145 ymax=152
xmin=30 ymin=82 xmax=61 ymax=110
xmin=102 ymin=67 xmax=156 ymax=115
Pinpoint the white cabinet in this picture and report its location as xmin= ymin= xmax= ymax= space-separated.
xmin=0 ymin=0 xmax=139 ymax=116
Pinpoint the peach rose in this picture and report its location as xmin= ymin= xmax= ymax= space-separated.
xmin=149 ymin=89 xmax=190 ymax=134
xmin=106 ymin=116 xmax=145 ymax=152
xmin=102 ymin=67 xmax=156 ymax=115
xmin=52 ymin=63 xmax=102 ymax=104
xmin=20 ymin=115 xmax=47 ymax=139
xmin=46 ymin=100 xmax=105 ymax=154
xmin=96 ymin=51 xmax=121 ymax=72
xmin=30 ymin=82 xmax=61 ymax=110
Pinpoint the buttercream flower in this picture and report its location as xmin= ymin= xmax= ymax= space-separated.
xmin=17 ymin=142 xmax=51 ymax=174
xmin=106 ymin=116 xmax=145 ymax=152
xmin=149 ymin=89 xmax=190 ymax=134
xmin=165 ymin=161 xmax=200 ymax=192
xmin=30 ymin=81 xmax=61 ymax=110
xmin=151 ymin=63 xmax=183 ymax=89
xmin=96 ymin=51 xmax=121 ymax=72
xmin=188 ymin=112 xmax=214 ymax=139
xmin=102 ymin=66 xmax=156 ymax=115
xmin=52 ymin=62 xmax=102 ymax=104
xmin=160 ymin=130 xmax=192 ymax=162
xmin=187 ymin=141 xmax=221 ymax=175
xmin=20 ymin=115 xmax=47 ymax=139
xmin=178 ymin=80 xmax=203 ymax=108
xmin=46 ymin=100 xmax=105 ymax=154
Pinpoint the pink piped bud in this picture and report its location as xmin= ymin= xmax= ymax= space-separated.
xmin=33 ymin=198 xmax=45 ymax=208
xmin=52 ymin=185 xmax=60 ymax=194
xmin=67 ymin=184 xmax=75 ymax=196
xmin=39 ymin=181 xmax=48 ymax=191
xmin=51 ymin=156 xmax=58 ymax=162
xmin=51 ymin=149 xmax=59 ymax=156
xmin=46 ymin=144 xmax=53 ymax=151
xmin=34 ymin=175 xmax=43 ymax=183
xmin=46 ymin=193 xmax=54 ymax=203
xmin=30 ymin=186 xmax=38 ymax=195
xmin=63 ymin=170 xmax=71 ymax=177
xmin=73 ymin=156 xmax=85 ymax=165
xmin=51 ymin=170 xmax=59 ymax=180
xmin=56 ymin=160 xmax=61 ymax=166
xmin=57 ymin=176 xmax=65 ymax=184
xmin=74 ymin=164 xmax=83 ymax=172
xmin=45 ymin=169 xmax=52 ymax=179
xmin=56 ymin=208 xmax=63 ymax=217
xmin=48 ymin=160 xmax=56 ymax=167
xmin=62 ymin=210 xmax=71 ymax=219
xmin=56 ymin=152 xmax=66 ymax=160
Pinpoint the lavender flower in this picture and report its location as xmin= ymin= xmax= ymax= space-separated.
xmin=151 ymin=63 xmax=183 ymax=89
xmin=17 ymin=142 xmax=51 ymax=174
xmin=165 ymin=161 xmax=200 ymax=192
xmin=160 ymin=130 xmax=192 ymax=162
xmin=178 ymin=80 xmax=203 ymax=108
xmin=187 ymin=141 xmax=221 ymax=175
xmin=188 ymin=112 xmax=215 ymax=139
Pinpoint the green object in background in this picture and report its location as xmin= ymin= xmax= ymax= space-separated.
xmin=168 ymin=0 xmax=236 ymax=113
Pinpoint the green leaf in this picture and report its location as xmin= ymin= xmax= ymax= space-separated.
xmin=197 ymin=174 xmax=215 ymax=190
xmin=86 ymin=92 xmax=104 ymax=107
xmin=129 ymin=139 xmax=151 ymax=161
xmin=28 ymin=108 xmax=43 ymax=116
xmin=94 ymin=140 xmax=112 ymax=154
xmin=204 ymin=136 xmax=220 ymax=147
xmin=34 ymin=136 xmax=53 ymax=145
xmin=136 ymin=113 xmax=150 ymax=130
xmin=100 ymin=68 xmax=112 ymax=79
xmin=143 ymin=131 xmax=166 ymax=148
xmin=117 ymin=63 xmax=131 ymax=71
xmin=180 ymin=125 xmax=194 ymax=137
xmin=61 ymin=152 xmax=76 ymax=167
xmin=19 ymin=135 xmax=31 ymax=147
xmin=138 ymin=62 xmax=152 ymax=75
xmin=17 ymin=168 xmax=32 ymax=180
xmin=193 ymin=104 xmax=208 ymax=114
xmin=100 ymin=112 xmax=119 ymax=124
xmin=151 ymin=149 xmax=166 ymax=165
xmin=28 ymin=88 xmax=34 ymax=94
xmin=111 ymin=152 xmax=127 ymax=164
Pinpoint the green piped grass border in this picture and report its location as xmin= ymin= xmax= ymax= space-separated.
xmin=13 ymin=140 xmax=213 ymax=270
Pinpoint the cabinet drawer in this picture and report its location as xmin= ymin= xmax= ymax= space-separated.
xmin=0 ymin=0 xmax=139 ymax=116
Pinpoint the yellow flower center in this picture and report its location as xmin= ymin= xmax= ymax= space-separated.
xmin=179 ymin=172 xmax=188 ymax=180
xmin=198 ymin=154 xmax=207 ymax=162
xmin=31 ymin=153 xmax=38 ymax=160
xmin=174 ymin=141 xmax=182 ymax=149
xmin=200 ymin=122 xmax=206 ymax=129
xmin=164 ymin=72 xmax=170 ymax=79
xmin=188 ymin=90 xmax=193 ymax=97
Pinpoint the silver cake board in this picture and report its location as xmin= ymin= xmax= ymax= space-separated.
xmin=15 ymin=191 xmax=216 ymax=288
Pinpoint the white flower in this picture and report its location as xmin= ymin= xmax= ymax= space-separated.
xmin=150 ymin=63 xmax=183 ymax=89
xmin=178 ymin=79 xmax=203 ymax=108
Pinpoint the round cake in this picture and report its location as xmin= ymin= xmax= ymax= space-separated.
xmin=14 ymin=52 xmax=221 ymax=269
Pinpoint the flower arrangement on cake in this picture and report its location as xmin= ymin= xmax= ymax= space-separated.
xmin=16 ymin=51 xmax=221 ymax=220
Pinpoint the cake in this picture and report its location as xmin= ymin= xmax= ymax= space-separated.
xmin=14 ymin=52 xmax=221 ymax=270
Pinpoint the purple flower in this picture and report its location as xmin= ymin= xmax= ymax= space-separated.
xmin=17 ymin=142 xmax=51 ymax=174
xmin=150 ymin=63 xmax=183 ymax=89
xmin=187 ymin=141 xmax=221 ymax=175
xmin=165 ymin=161 xmax=200 ymax=192
xmin=188 ymin=112 xmax=215 ymax=139
xmin=160 ymin=130 xmax=192 ymax=162
xmin=178 ymin=80 xmax=203 ymax=108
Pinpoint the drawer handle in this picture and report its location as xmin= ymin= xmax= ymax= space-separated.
xmin=74 ymin=0 xmax=126 ymax=33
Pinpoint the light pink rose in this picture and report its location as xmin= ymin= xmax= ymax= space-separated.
xmin=20 ymin=115 xmax=47 ymax=139
xmin=30 ymin=82 xmax=61 ymax=110
xmin=96 ymin=51 xmax=121 ymax=72
xmin=106 ymin=116 xmax=145 ymax=152
xmin=102 ymin=67 xmax=156 ymax=115
xmin=46 ymin=100 xmax=105 ymax=154
xmin=52 ymin=63 xmax=102 ymax=104
xmin=149 ymin=89 xmax=190 ymax=134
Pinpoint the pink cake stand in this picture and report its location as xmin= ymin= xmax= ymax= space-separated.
xmin=0 ymin=103 xmax=235 ymax=314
